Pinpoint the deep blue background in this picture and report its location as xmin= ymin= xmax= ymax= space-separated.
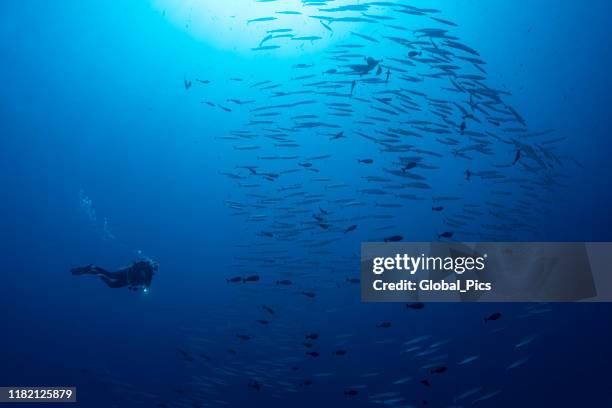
xmin=1 ymin=1 xmax=612 ymax=407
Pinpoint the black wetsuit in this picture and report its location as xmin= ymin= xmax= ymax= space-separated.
xmin=71 ymin=261 xmax=156 ymax=291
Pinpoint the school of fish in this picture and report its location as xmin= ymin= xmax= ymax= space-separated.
xmin=109 ymin=1 xmax=578 ymax=406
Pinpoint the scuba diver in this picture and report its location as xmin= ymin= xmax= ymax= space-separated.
xmin=71 ymin=260 xmax=157 ymax=292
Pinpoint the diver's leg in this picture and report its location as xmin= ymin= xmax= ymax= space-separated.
xmin=71 ymin=265 xmax=113 ymax=276
xmin=71 ymin=264 xmax=95 ymax=275
xmin=91 ymin=267 xmax=114 ymax=278
xmin=99 ymin=276 xmax=126 ymax=289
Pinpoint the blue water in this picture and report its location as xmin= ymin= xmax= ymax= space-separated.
xmin=2 ymin=1 xmax=612 ymax=407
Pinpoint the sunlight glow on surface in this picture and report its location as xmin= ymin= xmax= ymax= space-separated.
xmin=152 ymin=0 xmax=363 ymax=56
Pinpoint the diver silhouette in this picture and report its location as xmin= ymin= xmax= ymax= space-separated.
xmin=71 ymin=260 xmax=157 ymax=292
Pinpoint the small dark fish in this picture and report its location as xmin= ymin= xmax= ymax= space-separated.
xmin=437 ymin=232 xmax=454 ymax=239
xmin=252 ymin=45 xmax=281 ymax=51
xmin=431 ymin=16 xmax=458 ymax=26
xmin=200 ymin=353 xmax=212 ymax=361
xmin=460 ymin=121 xmax=466 ymax=135
xmin=226 ymin=276 xmax=242 ymax=283
xmin=350 ymin=80 xmax=356 ymax=95
xmin=376 ymin=322 xmax=392 ymax=328
xmin=306 ymin=351 xmax=320 ymax=358
xmin=323 ymin=69 xmax=337 ymax=74
xmin=276 ymin=279 xmax=293 ymax=285
xmin=344 ymin=389 xmax=359 ymax=396
xmin=248 ymin=380 xmax=262 ymax=391
xmin=408 ymin=51 xmax=422 ymax=58
xmin=376 ymin=66 xmax=383 ymax=76
xmin=302 ymin=341 xmax=314 ymax=348
xmin=183 ymin=76 xmax=192 ymax=89
xmin=256 ymin=319 xmax=269 ymax=325
xmin=262 ymin=305 xmax=275 ymax=315
xmin=243 ymin=275 xmax=260 ymax=283
xmin=465 ymin=169 xmax=472 ymax=181
xmin=248 ymin=16 xmax=277 ymax=24
xmin=406 ymin=302 xmax=425 ymax=310
xmin=358 ymin=159 xmax=374 ymax=164
xmin=177 ymin=348 xmax=190 ymax=358
xmin=196 ymin=79 xmax=210 ymax=84
xmin=430 ymin=366 xmax=447 ymax=374
xmin=344 ymin=225 xmax=357 ymax=234
xmin=226 ymin=348 xmax=237 ymax=355
xmin=237 ymin=334 xmax=251 ymax=341
xmin=420 ymin=379 xmax=431 ymax=387
xmin=432 ymin=206 xmax=444 ymax=212
xmin=305 ymin=332 xmax=319 ymax=340
xmin=512 ymin=149 xmax=521 ymax=165
xmin=385 ymin=69 xmax=391 ymax=83
xmin=365 ymin=56 xmax=380 ymax=67
xmin=402 ymin=162 xmax=417 ymax=172
xmin=484 ymin=312 xmax=502 ymax=323
xmin=331 ymin=131 xmax=345 ymax=140
xmin=299 ymin=162 xmax=313 ymax=168
xmin=332 ymin=349 xmax=347 ymax=356
xmin=302 ymin=291 xmax=316 ymax=298
xmin=292 ymin=35 xmax=322 ymax=41
xmin=318 ymin=223 xmax=330 ymax=230
xmin=319 ymin=206 xmax=329 ymax=215
xmin=346 ymin=277 xmax=360 ymax=284
xmin=299 ymin=380 xmax=313 ymax=387
xmin=384 ymin=235 xmax=403 ymax=242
